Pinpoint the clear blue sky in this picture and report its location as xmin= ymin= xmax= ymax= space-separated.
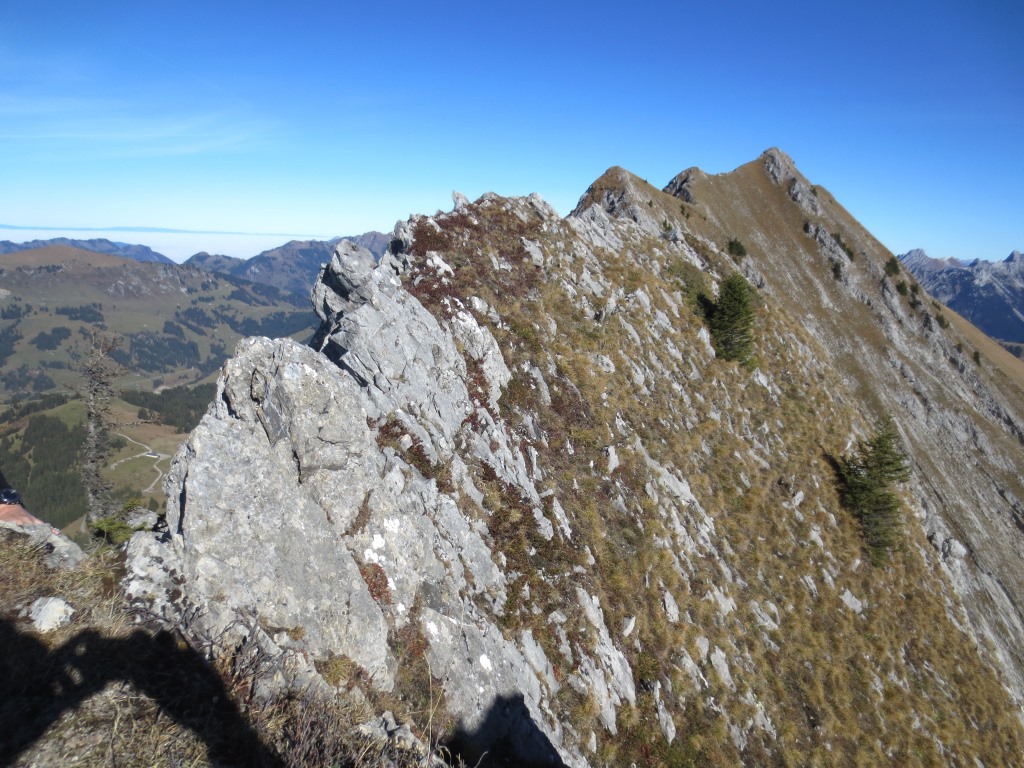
xmin=1 ymin=1 xmax=1021 ymax=262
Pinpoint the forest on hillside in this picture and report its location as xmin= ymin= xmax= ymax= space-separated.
xmin=120 ymin=384 xmax=216 ymax=432
xmin=0 ymin=414 xmax=88 ymax=528
xmin=0 ymin=384 xmax=215 ymax=527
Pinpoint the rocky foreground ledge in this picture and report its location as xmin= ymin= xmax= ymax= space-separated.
xmin=126 ymin=234 xmax=592 ymax=766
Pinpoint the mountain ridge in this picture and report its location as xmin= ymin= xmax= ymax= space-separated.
xmin=122 ymin=148 xmax=1024 ymax=765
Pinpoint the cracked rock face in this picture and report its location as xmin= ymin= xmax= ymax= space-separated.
xmin=127 ymin=240 xmax=588 ymax=767
xmin=128 ymin=336 xmax=393 ymax=688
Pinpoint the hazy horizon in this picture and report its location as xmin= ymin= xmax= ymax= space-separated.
xmin=1 ymin=217 xmax=1019 ymax=266
xmin=0 ymin=226 xmax=349 ymax=263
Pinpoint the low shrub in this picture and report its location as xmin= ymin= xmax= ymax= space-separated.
xmin=727 ymin=238 xmax=747 ymax=259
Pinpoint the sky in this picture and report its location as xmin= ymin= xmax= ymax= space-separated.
xmin=1 ymin=1 xmax=1021 ymax=263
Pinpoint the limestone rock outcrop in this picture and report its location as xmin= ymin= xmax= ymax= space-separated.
xmin=0 ymin=521 xmax=85 ymax=570
xmin=128 ymin=238 xmax=590 ymax=766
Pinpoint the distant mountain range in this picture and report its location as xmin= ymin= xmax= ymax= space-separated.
xmin=189 ymin=231 xmax=390 ymax=297
xmin=0 ymin=232 xmax=391 ymax=298
xmin=899 ymin=249 xmax=1024 ymax=352
xmin=0 ymin=237 xmax=175 ymax=264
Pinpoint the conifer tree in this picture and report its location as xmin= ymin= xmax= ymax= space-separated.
xmin=709 ymin=272 xmax=755 ymax=365
xmin=838 ymin=416 xmax=911 ymax=563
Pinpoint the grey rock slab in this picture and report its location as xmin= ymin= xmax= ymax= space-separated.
xmin=710 ymin=647 xmax=735 ymax=691
xmin=311 ymin=240 xmax=378 ymax=322
xmin=125 ymin=508 xmax=159 ymax=531
xmin=522 ymin=238 xmax=545 ymax=267
xmin=314 ymin=252 xmax=471 ymax=460
xmin=663 ymin=588 xmax=680 ymax=623
xmin=654 ymin=682 xmax=676 ymax=744
xmin=421 ymin=608 xmax=563 ymax=766
xmin=350 ymin=469 xmax=507 ymax=621
xmin=451 ymin=309 xmax=511 ymax=412
xmin=575 ymin=587 xmax=636 ymax=723
xmin=521 ymin=628 xmax=560 ymax=694
xmin=129 ymin=337 xmax=393 ymax=689
xmin=942 ymin=537 xmax=968 ymax=560
xmin=840 ymin=589 xmax=865 ymax=615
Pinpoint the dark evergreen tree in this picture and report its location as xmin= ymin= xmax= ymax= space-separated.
xmin=709 ymin=272 xmax=755 ymax=365
xmin=838 ymin=416 xmax=911 ymax=563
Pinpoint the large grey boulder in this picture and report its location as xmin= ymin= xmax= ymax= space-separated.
xmin=127 ymin=336 xmax=393 ymax=688
xmin=126 ymin=233 xmax=598 ymax=767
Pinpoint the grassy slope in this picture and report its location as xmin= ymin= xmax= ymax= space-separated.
xmin=684 ymin=155 xmax=1024 ymax=693
xmin=399 ymin=178 xmax=1024 ymax=764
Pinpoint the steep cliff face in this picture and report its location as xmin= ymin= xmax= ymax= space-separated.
xmin=128 ymin=151 xmax=1024 ymax=766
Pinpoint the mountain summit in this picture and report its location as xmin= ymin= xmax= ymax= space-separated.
xmin=126 ymin=150 xmax=1024 ymax=766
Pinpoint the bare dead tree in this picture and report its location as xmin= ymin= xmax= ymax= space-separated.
xmin=80 ymin=329 xmax=122 ymax=526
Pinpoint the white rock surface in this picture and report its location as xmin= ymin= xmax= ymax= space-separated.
xmin=28 ymin=597 xmax=74 ymax=632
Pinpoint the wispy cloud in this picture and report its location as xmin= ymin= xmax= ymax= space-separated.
xmin=0 ymin=46 xmax=274 ymax=159
xmin=0 ymin=101 xmax=272 ymax=157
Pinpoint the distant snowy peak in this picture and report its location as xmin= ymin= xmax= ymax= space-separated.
xmin=899 ymin=248 xmax=1024 ymax=344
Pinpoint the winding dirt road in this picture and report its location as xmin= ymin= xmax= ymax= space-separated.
xmin=111 ymin=432 xmax=171 ymax=494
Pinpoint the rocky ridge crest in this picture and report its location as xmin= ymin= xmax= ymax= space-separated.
xmin=128 ymin=156 xmax=1024 ymax=766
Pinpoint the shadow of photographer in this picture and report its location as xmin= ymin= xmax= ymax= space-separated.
xmin=0 ymin=617 xmax=283 ymax=766
xmin=444 ymin=692 xmax=567 ymax=767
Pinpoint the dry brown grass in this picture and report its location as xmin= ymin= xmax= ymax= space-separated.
xmin=396 ymin=184 xmax=1024 ymax=766
xmin=0 ymin=532 xmax=459 ymax=768
xmin=16 ymin=169 xmax=1018 ymax=766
